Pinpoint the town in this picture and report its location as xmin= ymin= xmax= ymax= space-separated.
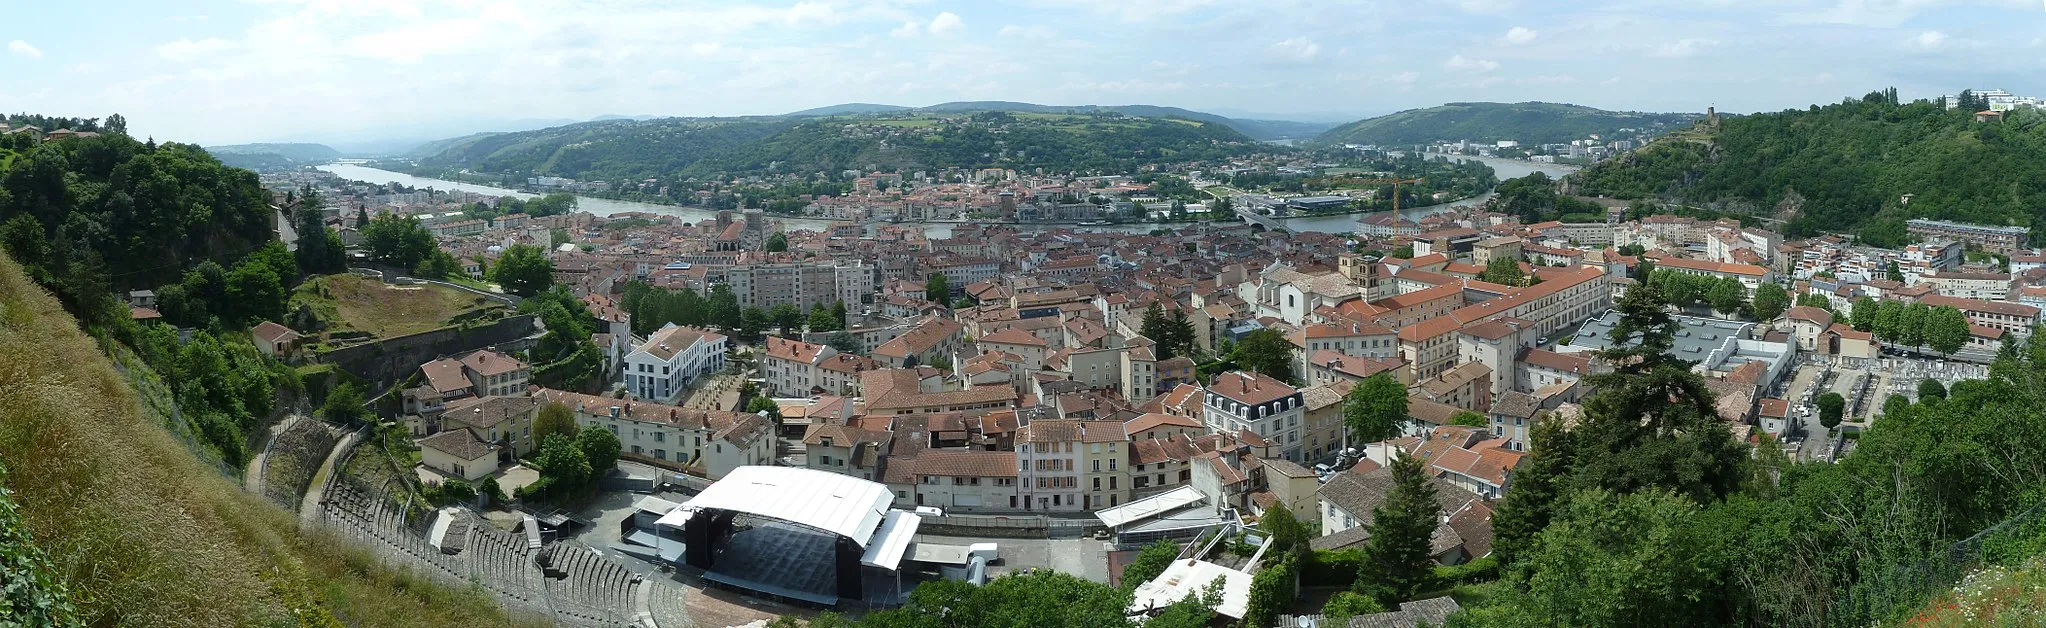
xmin=175 ymin=141 xmax=2029 ymax=626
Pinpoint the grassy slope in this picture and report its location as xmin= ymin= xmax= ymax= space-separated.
xmin=292 ymin=274 xmax=501 ymax=340
xmin=0 ymin=253 xmax=516 ymax=627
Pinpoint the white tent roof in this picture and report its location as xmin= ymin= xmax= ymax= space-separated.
xmin=667 ymin=466 xmax=895 ymax=546
xmin=1095 ymin=486 xmax=1206 ymax=529
xmin=1128 ymin=559 xmax=1253 ymax=619
xmin=859 ymin=510 xmax=922 ymax=571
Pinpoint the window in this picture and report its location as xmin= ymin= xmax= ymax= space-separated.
xmin=1092 ymin=459 xmax=1100 ymax=473
xmin=1092 ymin=477 xmax=1100 ymax=491
xmin=655 ymin=433 xmax=665 ymax=443
xmin=654 ymin=449 xmax=667 ymax=460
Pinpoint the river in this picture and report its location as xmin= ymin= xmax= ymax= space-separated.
xmin=318 ymin=157 xmax=1576 ymax=238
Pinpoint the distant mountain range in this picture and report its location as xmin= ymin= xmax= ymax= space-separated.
xmin=783 ymin=101 xmax=1338 ymax=141
xmin=203 ymin=143 xmax=342 ymax=170
xmin=1313 ymin=102 xmax=1700 ymax=147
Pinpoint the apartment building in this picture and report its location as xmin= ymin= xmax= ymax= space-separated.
xmin=888 ymin=449 xmax=1021 ymax=512
xmin=456 ymin=350 xmax=529 ymax=398
xmin=725 ymin=260 xmax=872 ymax=311
xmin=761 ymin=336 xmax=834 ymax=397
xmin=1916 ymin=271 xmax=2013 ymax=301
xmin=1654 ymin=257 xmax=1773 ymax=292
xmin=1203 ymin=371 xmax=1306 ymax=462
xmin=1919 ymin=295 xmax=2040 ymax=336
xmin=872 ymin=316 xmax=966 ymax=368
xmin=532 ymin=388 xmax=775 ymax=479
xmin=1906 ymin=219 xmax=2030 ymax=254
xmin=623 ymin=324 xmax=729 ymax=404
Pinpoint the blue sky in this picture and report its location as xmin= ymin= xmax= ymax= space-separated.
xmin=4 ymin=0 xmax=2044 ymax=146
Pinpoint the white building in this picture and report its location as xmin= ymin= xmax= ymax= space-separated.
xmin=623 ymin=324 xmax=729 ymax=404
xmin=534 ymin=388 xmax=774 ymax=479
xmin=1203 ymin=371 xmax=1306 ymax=462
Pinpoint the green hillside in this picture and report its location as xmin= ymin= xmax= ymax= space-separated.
xmin=410 ymin=109 xmax=1269 ymax=182
xmin=1315 ymin=102 xmax=1697 ymax=146
xmin=205 ymin=143 xmax=341 ymax=170
xmin=0 ymin=251 xmax=515 ymax=626
xmin=1569 ymin=89 xmax=2046 ymax=244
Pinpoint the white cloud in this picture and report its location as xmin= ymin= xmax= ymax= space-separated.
xmin=928 ymin=12 xmax=964 ymax=36
xmin=8 ymin=40 xmax=40 ymax=59
xmin=156 ymin=38 xmax=231 ymax=63
xmin=1438 ymin=0 xmax=1516 ymax=14
xmin=1654 ymin=38 xmax=1719 ymax=57
xmin=998 ymin=24 xmax=1056 ymax=40
xmin=1504 ymin=26 xmax=1538 ymax=44
xmin=1444 ymin=54 xmax=1498 ymax=71
xmin=1915 ymin=30 xmax=1948 ymax=48
xmin=1267 ymin=37 xmax=1323 ymax=63
xmin=1391 ymin=71 xmax=1421 ymax=84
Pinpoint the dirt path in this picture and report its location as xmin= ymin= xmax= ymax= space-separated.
xmin=299 ymin=429 xmax=361 ymax=527
xmin=244 ymin=415 xmax=301 ymax=495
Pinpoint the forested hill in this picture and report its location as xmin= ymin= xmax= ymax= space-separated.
xmin=1315 ymin=102 xmax=1697 ymax=146
xmin=409 ymin=110 xmax=1272 ymax=182
xmin=205 ymin=142 xmax=341 ymax=170
xmin=1569 ymin=89 xmax=2046 ymax=245
xmin=784 ymin=102 xmax=1337 ymax=140
xmin=0 ymin=132 xmax=278 ymax=318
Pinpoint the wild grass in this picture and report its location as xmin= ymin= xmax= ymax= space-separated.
xmin=0 ymin=253 xmax=517 ymax=626
xmin=291 ymin=273 xmax=500 ymax=339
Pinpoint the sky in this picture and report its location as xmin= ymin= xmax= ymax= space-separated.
xmin=5 ymin=0 xmax=2045 ymax=147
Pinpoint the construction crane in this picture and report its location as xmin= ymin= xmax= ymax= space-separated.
xmin=1351 ymin=177 xmax=1424 ymax=232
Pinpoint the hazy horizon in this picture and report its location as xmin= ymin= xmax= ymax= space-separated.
xmin=9 ymin=0 xmax=2044 ymax=146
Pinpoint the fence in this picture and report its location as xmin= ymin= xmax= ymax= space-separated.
xmin=1839 ymin=499 xmax=2046 ymax=624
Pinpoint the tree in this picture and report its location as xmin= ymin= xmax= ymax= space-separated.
xmin=1751 ymin=282 xmax=1789 ymax=320
xmin=707 ymin=284 xmax=741 ymax=329
xmin=1923 ymin=305 xmax=1971 ymax=355
xmin=1322 ymin=591 xmax=1386 ymax=623
xmin=535 ymin=401 xmax=580 ymax=443
xmin=528 ymin=434 xmax=592 ymax=500
xmin=1816 ymin=391 xmax=1845 ymax=429
xmin=491 ymin=244 xmax=555 ymax=297
xmin=808 ymin=303 xmax=843 ymax=332
xmin=1139 ymin=303 xmax=1174 ymax=359
xmin=575 ymin=426 xmax=621 ymax=479
xmin=1479 ymin=256 xmax=1529 ymax=286
xmin=1260 ymin=503 xmax=1312 ymax=555
xmin=738 ymin=307 xmax=770 ymax=341
xmin=764 ymin=232 xmax=788 ymax=252
xmin=1885 ymin=259 xmax=1904 ymax=283
xmin=1450 ymin=410 xmax=1488 ymax=427
xmin=294 ymin=198 xmax=345 ymax=276
xmin=320 ymin=381 xmax=367 ymax=424
xmin=924 ymin=272 xmax=950 ymax=300
xmin=745 ymin=395 xmax=782 ymax=418
xmin=769 ymin=303 xmax=804 ymax=333
xmin=360 ymin=213 xmax=436 ymax=270
xmin=224 ymin=262 xmax=286 ymax=326
xmin=356 ymin=206 xmax=371 ymax=228
xmin=1873 ymin=299 xmax=1905 ymax=342
xmin=1345 ymin=373 xmax=1408 ymax=446
xmin=1165 ymin=308 xmax=1197 ymax=360
xmin=1490 ymin=416 xmax=1574 ymax=566
xmin=1120 ymin=540 xmax=1180 ymax=591
xmin=527 ymin=192 xmax=578 ymax=217
xmin=1491 ymin=489 xmax=1728 ymax=627
xmin=1850 ymin=296 xmax=1878 ymax=331
xmin=477 ymin=475 xmax=504 ymax=506
xmin=1917 ymin=378 xmax=1947 ymax=401
xmin=1899 ymin=302 xmax=1930 ymax=348
xmin=439 ymin=478 xmax=477 ymax=504
xmin=1707 ymin=276 xmax=1746 ymax=317
xmin=1357 ymin=452 xmax=1439 ymax=606
xmin=826 ymin=330 xmax=861 ymax=354
xmin=413 ymin=249 xmax=461 ymax=280
xmin=1245 ymin=551 xmax=1298 ymax=628
xmin=1232 ymin=328 xmax=1296 ymax=384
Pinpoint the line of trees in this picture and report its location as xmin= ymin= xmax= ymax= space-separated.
xmin=619 ymin=280 xmax=847 ymax=341
xmin=1847 ymin=297 xmax=1973 ymax=355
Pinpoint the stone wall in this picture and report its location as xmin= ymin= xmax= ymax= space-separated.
xmin=314 ymin=314 xmax=538 ymax=393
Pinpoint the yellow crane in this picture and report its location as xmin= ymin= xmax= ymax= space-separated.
xmin=1351 ymin=177 xmax=1424 ymax=231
